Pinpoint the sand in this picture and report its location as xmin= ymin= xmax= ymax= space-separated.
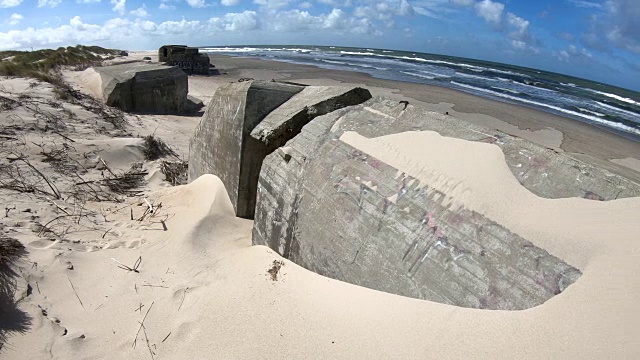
xmin=1 ymin=51 xmax=640 ymax=359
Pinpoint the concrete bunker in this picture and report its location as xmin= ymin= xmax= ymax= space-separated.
xmin=189 ymin=80 xmax=372 ymax=218
xmin=158 ymin=45 xmax=211 ymax=75
xmin=94 ymin=62 xmax=188 ymax=113
xmin=190 ymin=83 xmax=640 ymax=310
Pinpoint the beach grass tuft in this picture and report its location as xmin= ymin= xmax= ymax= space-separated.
xmin=0 ymin=45 xmax=121 ymax=85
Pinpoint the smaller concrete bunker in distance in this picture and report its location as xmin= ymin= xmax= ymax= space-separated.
xmin=158 ymin=45 xmax=211 ymax=75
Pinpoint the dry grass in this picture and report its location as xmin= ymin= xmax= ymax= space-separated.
xmin=142 ymin=135 xmax=178 ymax=161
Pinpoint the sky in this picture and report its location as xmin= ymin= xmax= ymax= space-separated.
xmin=0 ymin=0 xmax=639 ymax=90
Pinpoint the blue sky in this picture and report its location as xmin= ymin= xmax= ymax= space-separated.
xmin=1 ymin=0 xmax=639 ymax=90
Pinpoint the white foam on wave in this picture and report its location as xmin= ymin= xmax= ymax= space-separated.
xmin=594 ymin=101 xmax=640 ymax=118
xmin=418 ymin=69 xmax=450 ymax=78
xmin=319 ymin=59 xmax=347 ymax=65
xmin=340 ymin=51 xmax=377 ymax=56
xmin=490 ymin=86 xmax=521 ymax=95
xmin=578 ymin=108 xmax=605 ymax=117
xmin=401 ymin=71 xmax=435 ymax=80
xmin=202 ymin=47 xmax=273 ymax=52
xmin=451 ymin=81 xmax=640 ymax=136
xmin=586 ymin=89 xmax=640 ymax=107
xmin=455 ymin=72 xmax=496 ymax=81
xmin=512 ymin=81 xmax=557 ymax=94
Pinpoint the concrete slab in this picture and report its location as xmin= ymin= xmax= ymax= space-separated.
xmin=250 ymin=86 xmax=372 ymax=149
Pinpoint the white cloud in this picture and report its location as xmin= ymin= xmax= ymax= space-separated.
xmin=0 ymin=8 xmax=382 ymax=51
xmin=130 ymin=5 xmax=148 ymax=17
xmin=603 ymin=0 xmax=640 ymax=53
xmin=253 ymin=0 xmax=289 ymax=9
xmin=553 ymin=44 xmax=592 ymax=62
xmin=111 ymin=0 xmax=126 ymax=14
xmin=355 ymin=0 xmax=415 ymax=21
xmin=449 ymin=0 xmax=474 ymax=6
xmin=9 ymin=13 xmax=23 ymax=25
xmin=506 ymin=12 xmax=528 ymax=37
xmin=38 ymin=0 xmax=62 ymax=6
xmin=77 ymin=0 xmax=100 ymax=3
xmin=474 ymin=0 xmax=504 ymax=27
xmin=221 ymin=0 xmax=240 ymax=5
xmin=271 ymin=8 xmax=375 ymax=34
xmin=299 ymin=1 xmax=312 ymax=8
xmin=186 ymin=0 xmax=207 ymax=7
xmin=567 ymin=0 xmax=603 ymax=8
xmin=0 ymin=0 xmax=22 ymax=8
xmin=159 ymin=3 xmax=175 ymax=9
xmin=209 ymin=11 xmax=259 ymax=31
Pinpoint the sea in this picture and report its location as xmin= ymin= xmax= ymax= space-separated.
xmin=201 ymin=45 xmax=640 ymax=141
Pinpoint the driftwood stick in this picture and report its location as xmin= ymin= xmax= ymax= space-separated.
xmin=100 ymin=158 xmax=116 ymax=177
xmin=49 ymin=200 xmax=70 ymax=215
xmin=161 ymin=332 xmax=171 ymax=343
xmin=144 ymin=198 xmax=154 ymax=214
xmin=111 ymin=256 xmax=141 ymax=273
xmin=52 ymin=131 xmax=75 ymax=143
xmin=178 ymin=287 xmax=188 ymax=311
xmin=66 ymin=274 xmax=84 ymax=309
xmin=132 ymin=301 xmax=154 ymax=348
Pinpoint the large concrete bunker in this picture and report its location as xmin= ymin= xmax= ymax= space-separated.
xmin=190 ymin=83 xmax=640 ymax=310
xmin=94 ymin=62 xmax=188 ymax=113
xmin=189 ymin=80 xmax=372 ymax=218
xmin=158 ymin=45 xmax=211 ymax=75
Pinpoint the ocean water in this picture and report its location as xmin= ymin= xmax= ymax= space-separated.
xmin=202 ymin=45 xmax=640 ymax=141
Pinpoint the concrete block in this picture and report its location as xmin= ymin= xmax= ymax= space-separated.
xmin=94 ymin=62 xmax=188 ymax=113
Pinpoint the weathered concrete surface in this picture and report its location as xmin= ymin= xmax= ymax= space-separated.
xmin=189 ymin=81 xmax=304 ymax=218
xmin=251 ymin=86 xmax=373 ymax=149
xmin=158 ymin=45 xmax=211 ymax=75
xmin=253 ymin=97 xmax=640 ymax=310
xmin=189 ymin=81 xmax=371 ymax=218
xmin=95 ymin=62 xmax=187 ymax=113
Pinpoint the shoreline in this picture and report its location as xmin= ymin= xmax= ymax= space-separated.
xmin=206 ymin=53 xmax=640 ymax=183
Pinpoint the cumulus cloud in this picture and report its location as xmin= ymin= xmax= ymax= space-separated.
xmin=209 ymin=11 xmax=259 ymax=31
xmin=9 ymin=13 xmax=23 ymax=25
xmin=449 ymin=0 xmax=474 ymax=6
xmin=553 ymin=44 xmax=592 ymax=62
xmin=355 ymin=0 xmax=415 ymax=22
xmin=130 ymin=5 xmax=148 ymax=17
xmin=475 ymin=0 xmax=504 ymax=27
xmin=253 ymin=0 xmax=289 ymax=8
xmin=221 ymin=0 xmax=240 ymax=5
xmin=299 ymin=1 xmax=312 ymax=8
xmin=567 ymin=0 xmax=603 ymax=9
xmin=0 ymin=0 xmax=22 ymax=8
xmin=603 ymin=0 xmax=640 ymax=53
xmin=38 ymin=0 xmax=62 ymax=7
xmin=77 ymin=0 xmax=101 ymax=3
xmin=0 ymin=7 xmax=384 ymax=51
xmin=159 ymin=3 xmax=175 ymax=9
xmin=111 ymin=0 xmax=126 ymax=14
xmin=579 ymin=0 xmax=640 ymax=54
xmin=186 ymin=0 xmax=206 ymax=7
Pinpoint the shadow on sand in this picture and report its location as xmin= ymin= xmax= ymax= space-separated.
xmin=0 ymin=236 xmax=31 ymax=352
